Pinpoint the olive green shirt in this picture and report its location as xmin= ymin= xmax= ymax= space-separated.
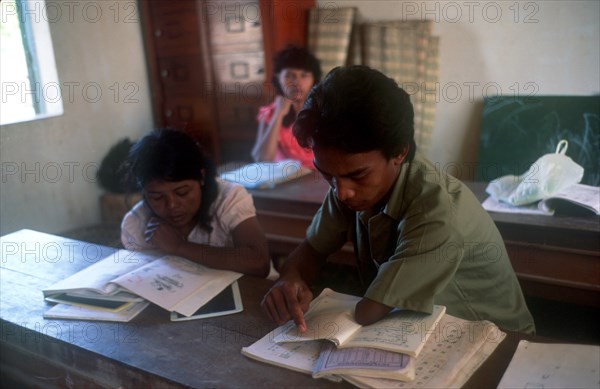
xmin=306 ymin=154 xmax=535 ymax=334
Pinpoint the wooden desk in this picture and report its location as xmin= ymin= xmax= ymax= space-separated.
xmin=0 ymin=230 xmax=569 ymax=388
xmin=0 ymin=230 xmax=337 ymax=388
xmin=249 ymin=176 xmax=600 ymax=307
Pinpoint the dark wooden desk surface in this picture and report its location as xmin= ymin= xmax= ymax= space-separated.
xmin=248 ymin=176 xmax=600 ymax=307
xmin=1 ymin=229 xmax=539 ymax=388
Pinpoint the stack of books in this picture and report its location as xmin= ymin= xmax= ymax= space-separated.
xmin=242 ymin=288 xmax=506 ymax=388
xmin=42 ymin=249 xmax=242 ymax=322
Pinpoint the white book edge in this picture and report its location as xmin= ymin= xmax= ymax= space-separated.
xmin=219 ymin=160 xmax=313 ymax=189
xmin=43 ymin=300 xmax=150 ymax=322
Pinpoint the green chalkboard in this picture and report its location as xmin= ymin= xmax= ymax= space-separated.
xmin=476 ymin=95 xmax=600 ymax=186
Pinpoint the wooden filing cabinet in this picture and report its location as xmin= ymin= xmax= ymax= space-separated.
xmin=139 ymin=1 xmax=222 ymax=161
xmin=138 ymin=0 xmax=314 ymax=164
xmin=206 ymin=0 xmax=270 ymax=162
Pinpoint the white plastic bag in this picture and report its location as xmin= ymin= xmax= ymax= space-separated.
xmin=486 ymin=140 xmax=584 ymax=206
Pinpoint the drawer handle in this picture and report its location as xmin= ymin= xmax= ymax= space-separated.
xmin=161 ymin=69 xmax=169 ymax=78
xmin=154 ymin=29 xmax=162 ymax=37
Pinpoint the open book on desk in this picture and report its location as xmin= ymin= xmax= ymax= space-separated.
xmin=241 ymin=313 xmax=505 ymax=387
xmin=272 ymin=288 xmax=446 ymax=357
xmin=483 ymin=183 xmax=600 ymax=216
xmin=219 ymin=160 xmax=312 ymax=189
xmin=538 ymin=183 xmax=600 ymax=215
xmin=43 ymin=249 xmax=242 ymax=317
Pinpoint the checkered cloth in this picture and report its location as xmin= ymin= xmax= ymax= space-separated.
xmin=307 ymin=7 xmax=357 ymax=75
xmin=360 ymin=20 xmax=439 ymax=154
xmin=307 ymin=9 xmax=439 ymax=155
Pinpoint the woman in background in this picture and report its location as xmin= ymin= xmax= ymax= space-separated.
xmin=121 ymin=129 xmax=271 ymax=278
xmin=251 ymin=45 xmax=321 ymax=169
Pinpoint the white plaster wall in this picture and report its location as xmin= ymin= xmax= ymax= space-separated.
xmin=317 ymin=0 xmax=600 ymax=178
xmin=0 ymin=1 xmax=153 ymax=235
xmin=1 ymin=0 xmax=598 ymax=236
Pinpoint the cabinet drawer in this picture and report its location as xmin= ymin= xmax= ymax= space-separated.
xmin=207 ymin=0 xmax=263 ymax=50
xmin=151 ymin=10 xmax=201 ymax=55
xmin=157 ymin=55 xmax=208 ymax=92
xmin=162 ymin=96 xmax=214 ymax=129
xmin=216 ymin=98 xmax=264 ymax=129
xmin=212 ymin=52 xmax=265 ymax=84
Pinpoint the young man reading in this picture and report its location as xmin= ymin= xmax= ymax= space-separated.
xmin=261 ymin=65 xmax=535 ymax=334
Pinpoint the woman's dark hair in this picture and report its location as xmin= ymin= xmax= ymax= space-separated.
xmin=293 ymin=65 xmax=417 ymax=161
xmin=272 ymin=45 xmax=322 ymax=127
xmin=125 ymin=129 xmax=218 ymax=232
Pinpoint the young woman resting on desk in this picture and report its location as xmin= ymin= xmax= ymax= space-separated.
xmin=251 ymin=45 xmax=322 ymax=169
xmin=120 ymin=129 xmax=271 ymax=278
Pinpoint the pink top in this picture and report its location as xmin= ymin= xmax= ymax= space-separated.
xmin=257 ymin=102 xmax=314 ymax=169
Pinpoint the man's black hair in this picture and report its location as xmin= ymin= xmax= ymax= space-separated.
xmin=293 ymin=65 xmax=417 ymax=161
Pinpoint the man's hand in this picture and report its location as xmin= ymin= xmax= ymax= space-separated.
xmin=261 ymin=277 xmax=313 ymax=333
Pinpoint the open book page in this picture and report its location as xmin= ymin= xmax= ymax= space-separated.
xmin=436 ymin=321 xmax=505 ymax=388
xmin=497 ymin=341 xmax=600 ymax=389
xmin=313 ymin=342 xmax=415 ymax=381
xmin=340 ymin=305 xmax=447 ymax=357
xmin=219 ymin=160 xmax=312 ymax=189
xmin=43 ymin=249 xmax=159 ymax=297
xmin=340 ymin=315 xmax=506 ymax=389
xmin=241 ymin=332 xmax=343 ymax=384
xmin=111 ymin=255 xmax=242 ymax=316
xmin=539 ymin=183 xmax=600 ymax=215
xmin=272 ymin=288 xmax=362 ymax=345
xmin=43 ymin=300 xmax=150 ymax=322
xmin=273 ymin=288 xmax=446 ymax=357
xmin=241 ymin=333 xmax=322 ymax=375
